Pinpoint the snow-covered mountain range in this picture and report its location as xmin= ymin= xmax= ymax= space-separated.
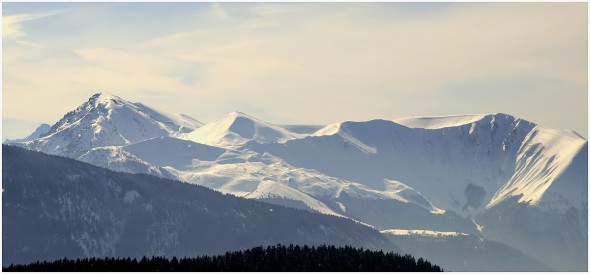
xmin=6 ymin=92 xmax=587 ymax=270
xmin=3 ymin=145 xmax=395 ymax=265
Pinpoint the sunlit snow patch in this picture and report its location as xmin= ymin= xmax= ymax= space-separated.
xmin=381 ymin=229 xmax=469 ymax=237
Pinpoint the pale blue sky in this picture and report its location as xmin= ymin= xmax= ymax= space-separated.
xmin=3 ymin=2 xmax=587 ymax=140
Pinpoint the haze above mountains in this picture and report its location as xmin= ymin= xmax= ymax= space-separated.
xmin=4 ymin=92 xmax=587 ymax=271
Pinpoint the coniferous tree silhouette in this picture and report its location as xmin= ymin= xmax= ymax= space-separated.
xmin=3 ymin=244 xmax=442 ymax=272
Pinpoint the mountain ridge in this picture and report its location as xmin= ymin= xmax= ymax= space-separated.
xmin=6 ymin=92 xmax=587 ymax=271
xmin=15 ymin=92 xmax=202 ymax=158
xmin=184 ymin=111 xmax=300 ymax=147
xmin=3 ymin=145 xmax=397 ymax=265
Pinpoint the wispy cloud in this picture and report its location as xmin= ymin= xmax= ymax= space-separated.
xmin=3 ymin=10 xmax=64 ymax=39
xmin=3 ymin=3 xmax=587 ymax=139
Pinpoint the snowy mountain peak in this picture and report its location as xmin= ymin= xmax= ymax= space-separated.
xmin=184 ymin=111 xmax=298 ymax=147
xmin=86 ymin=92 xmax=137 ymax=111
xmin=13 ymin=92 xmax=202 ymax=158
xmin=223 ymin=111 xmax=266 ymax=125
xmin=227 ymin=111 xmax=248 ymax=117
xmin=91 ymin=91 xmax=120 ymax=102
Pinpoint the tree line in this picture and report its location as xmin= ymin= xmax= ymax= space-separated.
xmin=3 ymin=244 xmax=442 ymax=272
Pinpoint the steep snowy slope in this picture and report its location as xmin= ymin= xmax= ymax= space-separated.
xmin=124 ymin=137 xmax=226 ymax=170
xmin=254 ymin=113 xmax=587 ymax=216
xmin=476 ymin=143 xmax=588 ymax=271
xmin=248 ymin=113 xmax=587 ymax=271
xmin=78 ymin=146 xmax=177 ymax=179
xmin=395 ymin=113 xmax=587 ymax=209
xmin=77 ymin=136 xmax=226 ymax=179
xmin=3 ymin=145 xmax=397 ymax=265
xmin=13 ymin=92 xmax=202 ymax=158
xmin=490 ymin=128 xmax=587 ymax=207
xmin=184 ymin=112 xmax=299 ymax=147
xmin=155 ymin=148 xmax=474 ymax=233
xmin=133 ymin=103 xmax=202 ymax=134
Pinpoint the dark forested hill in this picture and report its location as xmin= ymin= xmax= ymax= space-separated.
xmin=3 ymin=244 xmax=442 ymax=272
xmin=2 ymin=145 xmax=396 ymax=266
